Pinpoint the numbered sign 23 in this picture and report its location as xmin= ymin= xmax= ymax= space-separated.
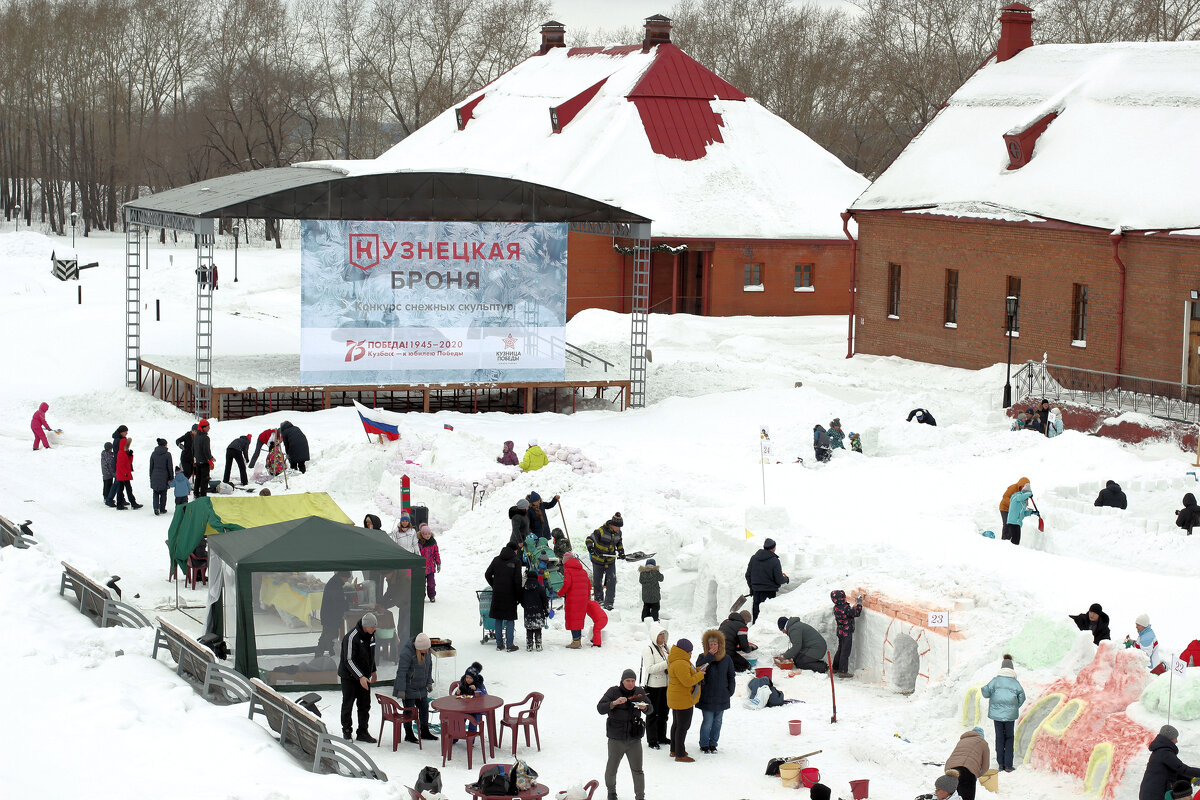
xmin=928 ymin=611 xmax=949 ymax=627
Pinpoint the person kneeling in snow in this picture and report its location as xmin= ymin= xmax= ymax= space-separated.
xmin=933 ymin=770 xmax=962 ymax=799
xmin=777 ymin=616 xmax=828 ymax=673
xmin=907 ymin=408 xmax=937 ymax=425
xmin=1126 ymin=613 xmax=1166 ymax=672
xmin=497 ymin=439 xmax=519 ymax=466
xmin=1094 ymin=480 xmax=1127 ymax=509
xmin=519 ymin=438 xmax=548 ymax=472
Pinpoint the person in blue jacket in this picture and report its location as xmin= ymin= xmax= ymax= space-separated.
xmin=171 ymin=466 xmax=190 ymax=507
xmin=1001 ymin=482 xmax=1038 ymax=546
xmin=980 ymin=654 xmax=1025 ymax=773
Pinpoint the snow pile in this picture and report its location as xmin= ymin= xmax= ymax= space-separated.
xmin=1007 ymin=614 xmax=1080 ymax=670
xmin=1140 ymin=669 xmax=1200 ymax=721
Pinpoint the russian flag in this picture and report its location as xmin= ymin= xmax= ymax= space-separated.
xmin=444 ymin=423 xmax=454 ymax=431
xmin=352 ymin=400 xmax=401 ymax=441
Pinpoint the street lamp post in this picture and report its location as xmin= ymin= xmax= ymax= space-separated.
xmin=13 ymin=203 xmax=19 ymax=233
xmin=70 ymin=211 xmax=78 ymax=248
xmin=233 ymin=224 xmax=239 ymax=282
xmin=1003 ymin=295 xmax=1019 ymax=408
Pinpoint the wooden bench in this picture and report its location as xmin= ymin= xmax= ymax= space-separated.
xmin=59 ymin=561 xmax=150 ymax=629
xmin=0 ymin=514 xmax=36 ymax=549
xmin=151 ymin=616 xmax=252 ymax=705
xmin=247 ymin=678 xmax=387 ymax=781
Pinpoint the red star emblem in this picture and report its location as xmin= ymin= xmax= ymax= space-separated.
xmin=502 ymin=333 xmax=517 ymax=349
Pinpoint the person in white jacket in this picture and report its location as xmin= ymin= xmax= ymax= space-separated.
xmin=391 ymin=513 xmax=418 ymax=553
xmin=640 ymin=626 xmax=671 ymax=749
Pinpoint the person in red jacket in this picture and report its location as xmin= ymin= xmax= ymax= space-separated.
xmin=558 ymin=553 xmax=593 ymax=649
xmin=106 ymin=436 xmax=143 ymax=510
xmin=249 ymin=428 xmax=277 ymax=468
xmin=31 ymin=402 xmax=53 ymax=450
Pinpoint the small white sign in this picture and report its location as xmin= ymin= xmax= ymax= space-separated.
xmin=760 ymin=426 xmax=772 ymax=461
xmin=928 ymin=611 xmax=949 ymax=627
xmin=1175 ymin=657 xmax=1189 ymax=679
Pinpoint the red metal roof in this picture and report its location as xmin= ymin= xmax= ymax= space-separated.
xmin=455 ymin=94 xmax=485 ymax=131
xmin=551 ymin=78 xmax=607 ymax=133
xmin=629 ymin=44 xmax=746 ymax=101
xmin=632 ymin=98 xmax=725 ymax=161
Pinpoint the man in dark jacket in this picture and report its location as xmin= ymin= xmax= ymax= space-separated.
xmin=745 ymin=539 xmax=789 ymax=623
xmin=279 ymin=420 xmax=309 ymax=473
xmin=175 ymin=426 xmax=196 ymax=480
xmin=337 ymin=613 xmax=378 ymax=743
xmin=1177 ymin=493 xmax=1200 ymax=535
xmin=527 ymin=491 xmax=560 ymax=538
xmin=1070 ymin=603 xmax=1112 ymax=645
xmin=718 ymin=610 xmax=756 ymax=672
xmin=907 ymin=408 xmax=937 ymax=425
xmin=831 ymin=589 xmax=863 ymax=677
xmin=223 ymin=434 xmax=251 ymax=486
xmin=485 ymin=543 xmax=523 ymax=652
xmin=192 ymin=419 xmax=213 ymax=497
xmin=597 ymin=668 xmax=651 ymax=800
xmin=148 ymin=438 xmax=174 ymax=516
xmin=1139 ymin=725 xmax=1200 ymax=800
xmin=587 ymin=513 xmax=625 ymax=611
xmin=316 ymin=571 xmax=351 ymax=656
xmin=1095 ymin=480 xmax=1128 ymax=509
xmin=778 ymin=616 xmax=828 ymax=673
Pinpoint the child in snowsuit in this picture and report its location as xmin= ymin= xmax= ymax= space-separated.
xmin=497 ymin=440 xmax=519 ymax=466
xmin=849 ymin=432 xmax=863 ymax=453
xmin=521 ymin=570 xmax=549 ymax=651
xmin=417 ymin=523 xmax=440 ymax=601
xmin=831 ymin=589 xmax=863 ymax=677
xmin=101 ymin=442 xmax=115 ymax=500
xmin=31 ymin=402 xmax=52 ymax=450
xmin=828 ymin=419 xmax=846 ymax=450
xmin=813 ymin=425 xmax=832 ymax=463
xmin=639 ymin=558 xmax=663 ymax=622
xmin=171 ymin=467 xmax=190 ymax=507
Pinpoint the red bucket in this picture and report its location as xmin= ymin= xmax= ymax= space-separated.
xmin=755 ymin=667 xmax=773 ymax=679
xmin=788 ymin=719 xmax=802 ymax=735
xmin=801 ymin=767 xmax=821 ymax=788
xmin=850 ymin=778 xmax=869 ymax=799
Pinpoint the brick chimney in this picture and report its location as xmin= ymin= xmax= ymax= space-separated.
xmin=996 ymin=3 xmax=1035 ymax=63
xmin=642 ymin=14 xmax=672 ymax=52
xmin=539 ymin=20 xmax=566 ymax=55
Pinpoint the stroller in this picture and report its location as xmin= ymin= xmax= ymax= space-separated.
xmin=476 ymin=588 xmax=498 ymax=645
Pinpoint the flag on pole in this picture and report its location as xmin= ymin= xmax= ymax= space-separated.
xmin=444 ymin=423 xmax=454 ymax=431
xmin=745 ymin=528 xmax=754 ymax=539
xmin=352 ymin=400 xmax=401 ymax=441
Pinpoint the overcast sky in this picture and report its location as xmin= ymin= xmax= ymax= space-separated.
xmin=548 ymin=0 xmax=677 ymax=34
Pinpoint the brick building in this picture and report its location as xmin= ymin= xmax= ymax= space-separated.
xmin=848 ymin=4 xmax=1200 ymax=386
xmin=314 ymin=16 xmax=867 ymax=318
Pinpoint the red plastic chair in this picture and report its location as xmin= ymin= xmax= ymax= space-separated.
xmin=440 ymin=710 xmax=487 ymax=769
xmin=448 ymin=680 xmax=460 ymax=695
xmin=376 ymin=694 xmax=421 ymax=752
xmin=498 ymin=691 xmax=544 ymax=755
xmin=185 ymin=556 xmax=208 ymax=590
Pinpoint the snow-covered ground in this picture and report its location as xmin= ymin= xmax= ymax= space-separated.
xmin=2 ymin=229 xmax=1198 ymax=800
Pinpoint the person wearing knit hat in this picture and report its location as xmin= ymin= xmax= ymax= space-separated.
xmin=149 ymin=436 xmax=175 ymax=515
xmin=526 ymin=490 xmax=560 ymax=539
xmin=394 ymin=633 xmax=438 ymax=743
xmin=809 ymin=783 xmax=832 ymax=800
xmin=934 ymin=769 xmax=961 ymax=799
xmin=1002 ymin=479 xmax=1038 ymax=546
xmin=597 ymin=667 xmax=651 ymax=800
xmin=508 ymin=499 xmax=531 ymax=547
xmin=666 ymin=638 xmax=704 ymax=762
xmin=337 ymin=611 xmax=378 ymax=743
xmin=639 ymin=557 xmax=663 ymax=622
xmin=520 ymin=438 xmax=548 ymax=472
xmin=1140 ymin=723 xmax=1200 ymax=800
xmin=192 ymin=416 xmax=213 ymax=498
xmin=745 ymin=538 xmax=789 ymax=623
xmin=587 ymin=514 xmax=625 ymax=611
xmin=981 ymin=654 xmax=1024 ymax=772
xmin=1128 ymin=614 xmax=1164 ymax=671
xmin=1069 ymin=602 xmax=1112 ymax=645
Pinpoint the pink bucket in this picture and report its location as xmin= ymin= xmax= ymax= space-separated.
xmin=788 ymin=719 xmax=802 ymax=736
xmin=850 ymin=778 xmax=869 ymax=798
xmin=800 ymin=767 xmax=821 ymax=788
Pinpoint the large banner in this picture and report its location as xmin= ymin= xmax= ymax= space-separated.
xmin=300 ymin=221 xmax=568 ymax=385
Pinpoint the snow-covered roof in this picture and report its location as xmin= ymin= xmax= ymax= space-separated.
xmin=304 ymin=44 xmax=867 ymax=240
xmin=852 ymin=41 xmax=1200 ymax=231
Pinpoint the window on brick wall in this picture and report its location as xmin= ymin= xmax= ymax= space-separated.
xmin=887 ymin=263 xmax=901 ymax=317
xmin=944 ymin=269 xmax=959 ymax=326
xmin=794 ymin=263 xmax=813 ymax=291
xmin=743 ymin=263 xmax=762 ymax=288
xmin=1071 ymin=283 xmax=1088 ymax=343
xmin=1007 ymin=275 xmax=1022 ymax=333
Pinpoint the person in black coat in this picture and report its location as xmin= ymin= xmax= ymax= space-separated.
xmin=111 ymin=425 xmax=129 ymax=454
xmin=485 ymin=543 xmax=523 ymax=652
xmin=316 ymin=571 xmax=351 ymax=656
xmin=907 ymin=408 xmax=937 ymax=425
xmin=148 ymin=438 xmax=174 ymax=516
xmin=279 ymin=420 xmax=309 ymax=473
xmin=718 ymin=611 xmax=756 ymax=672
xmin=1176 ymin=493 xmax=1200 ymax=535
xmin=696 ymin=629 xmax=736 ymax=753
xmin=597 ymin=669 xmax=651 ymax=800
xmin=1094 ymin=481 xmax=1128 ymax=510
xmin=223 ymin=434 xmax=251 ymax=486
xmin=193 ymin=419 xmax=213 ymax=497
xmin=1139 ymin=726 xmax=1200 ymax=800
xmin=1069 ymin=603 xmax=1112 ymax=645
xmin=508 ymin=499 xmax=531 ymax=546
xmin=745 ymin=538 xmax=789 ymax=623
xmin=176 ymin=425 xmax=196 ymax=479
xmin=337 ymin=614 xmax=378 ymax=743
xmin=527 ymin=491 xmax=560 ymax=538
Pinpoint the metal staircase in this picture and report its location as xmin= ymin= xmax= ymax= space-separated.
xmin=124 ymin=226 xmax=142 ymax=387
xmin=195 ymin=233 xmax=215 ymax=417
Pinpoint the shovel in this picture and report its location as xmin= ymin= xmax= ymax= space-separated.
xmin=1032 ymin=498 xmax=1045 ymax=532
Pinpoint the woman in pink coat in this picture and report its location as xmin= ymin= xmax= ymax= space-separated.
xmin=31 ymin=402 xmax=51 ymax=450
xmin=558 ymin=554 xmax=592 ymax=649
